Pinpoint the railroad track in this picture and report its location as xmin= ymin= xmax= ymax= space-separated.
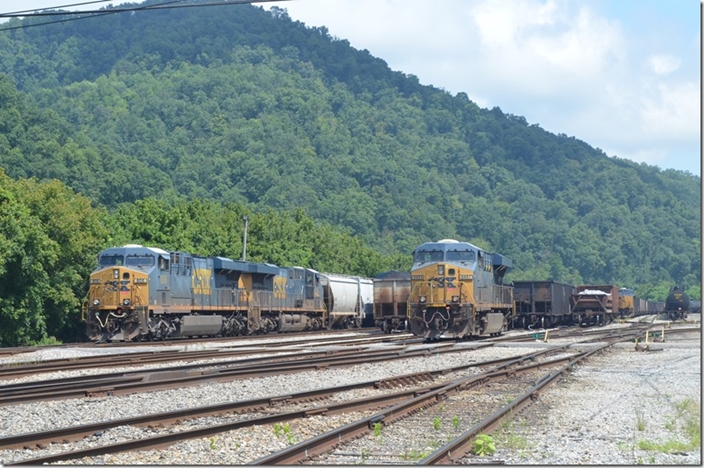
xmin=4 ymin=346 xmax=583 ymax=465
xmin=0 ymin=332 xmax=418 ymax=380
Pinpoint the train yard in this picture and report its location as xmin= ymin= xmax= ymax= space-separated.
xmin=0 ymin=317 xmax=700 ymax=465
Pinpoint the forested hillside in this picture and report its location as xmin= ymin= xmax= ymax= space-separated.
xmin=0 ymin=1 xmax=700 ymax=296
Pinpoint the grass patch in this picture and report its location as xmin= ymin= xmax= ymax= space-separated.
xmin=636 ymin=409 xmax=647 ymax=431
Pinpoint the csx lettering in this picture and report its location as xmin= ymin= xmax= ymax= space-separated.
xmin=430 ymin=277 xmax=456 ymax=288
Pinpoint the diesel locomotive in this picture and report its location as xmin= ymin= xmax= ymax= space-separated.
xmin=84 ymin=244 xmax=372 ymax=342
xmin=408 ymin=239 xmax=514 ymax=339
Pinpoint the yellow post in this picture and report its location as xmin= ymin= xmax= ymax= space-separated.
xmin=661 ymin=326 xmax=665 ymax=342
xmin=543 ymin=329 xmax=549 ymax=343
xmin=645 ymin=329 xmax=649 ymax=345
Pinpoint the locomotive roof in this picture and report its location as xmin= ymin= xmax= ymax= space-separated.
xmin=101 ymin=245 xmax=170 ymax=256
xmin=413 ymin=240 xmax=512 ymax=269
xmin=213 ymin=257 xmax=279 ymax=275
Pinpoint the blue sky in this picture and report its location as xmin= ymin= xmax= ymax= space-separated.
xmin=5 ymin=0 xmax=701 ymax=176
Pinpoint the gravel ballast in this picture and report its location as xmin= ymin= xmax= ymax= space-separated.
xmin=0 ymin=322 xmax=700 ymax=465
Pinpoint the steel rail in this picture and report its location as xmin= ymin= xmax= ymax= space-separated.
xmin=0 ymin=346 xmax=565 ymax=451
xmin=419 ymin=328 xmax=650 ymax=464
xmin=247 ymin=349 xmax=587 ymax=465
xmin=7 ymin=348 xmax=579 ymax=466
xmin=419 ymin=347 xmax=606 ymax=464
xmin=0 ymin=333 xmax=410 ymax=380
xmin=0 ymin=343 xmax=489 ymax=406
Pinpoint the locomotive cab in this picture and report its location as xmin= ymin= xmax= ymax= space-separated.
xmin=85 ymin=245 xmax=163 ymax=341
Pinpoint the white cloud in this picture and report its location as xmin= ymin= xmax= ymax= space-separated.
xmin=640 ymin=81 xmax=700 ymax=140
xmin=648 ymin=54 xmax=682 ymax=75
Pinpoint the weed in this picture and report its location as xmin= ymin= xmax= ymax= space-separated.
xmin=636 ymin=409 xmax=646 ymax=431
xmin=664 ymin=418 xmax=675 ymax=431
xmin=401 ymin=449 xmax=429 ymax=461
xmin=638 ymin=438 xmax=690 ymax=453
xmin=648 ymin=455 xmax=656 ymax=464
xmin=494 ymin=419 xmax=531 ymax=450
xmin=439 ymin=404 xmax=445 ymax=412
xmin=473 ymin=434 xmax=496 ymax=456
xmin=373 ymin=422 xmax=382 ymax=438
xmin=616 ymin=441 xmax=631 ymax=451
xmin=357 ymin=448 xmax=370 ymax=465
xmin=273 ymin=423 xmax=283 ymax=438
xmin=433 ymin=417 xmax=441 ymax=431
xmin=452 ymin=415 xmax=460 ymax=430
xmin=209 ymin=437 xmax=216 ymax=450
xmin=675 ymin=398 xmax=694 ymax=417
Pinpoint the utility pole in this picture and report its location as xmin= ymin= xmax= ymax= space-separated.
xmin=241 ymin=215 xmax=249 ymax=261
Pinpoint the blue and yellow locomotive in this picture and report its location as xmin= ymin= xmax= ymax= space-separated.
xmin=85 ymin=244 xmax=371 ymax=341
xmin=408 ymin=239 xmax=514 ymax=339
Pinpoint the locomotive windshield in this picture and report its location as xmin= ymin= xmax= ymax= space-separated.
xmin=99 ymin=255 xmax=124 ymax=266
xmin=125 ymin=254 xmax=155 ymax=267
xmin=446 ymin=249 xmax=475 ymax=263
xmin=414 ymin=249 xmax=444 ymax=264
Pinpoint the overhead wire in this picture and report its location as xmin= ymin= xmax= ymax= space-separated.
xmin=1 ymin=1 xmax=116 ymax=16
xmin=0 ymin=0 xmax=289 ymax=31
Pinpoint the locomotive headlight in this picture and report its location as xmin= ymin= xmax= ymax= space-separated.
xmin=419 ymin=296 xmax=427 ymax=303
xmin=123 ymin=299 xmax=131 ymax=306
xmin=93 ymin=299 xmax=100 ymax=306
xmin=452 ymin=296 xmax=459 ymax=303
xmin=438 ymin=265 xmax=445 ymax=275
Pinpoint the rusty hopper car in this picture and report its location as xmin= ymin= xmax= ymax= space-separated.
xmin=513 ymin=280 xmax=575 ymax=328
xmin=373 ymin=271 xmax=411 ymax=333
xmin=570 ymin=285 xmax=619 ymax=326
xmin=408 ymin=239 xmax=514 ymax=340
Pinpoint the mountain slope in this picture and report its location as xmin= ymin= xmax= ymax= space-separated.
xmin=0 ymin=1 xmax=699 ymax=289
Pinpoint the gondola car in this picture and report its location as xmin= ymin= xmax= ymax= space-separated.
xmin=513 ymin=280 xmax=575 ymax=328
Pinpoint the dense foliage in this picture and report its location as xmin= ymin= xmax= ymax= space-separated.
xmin=0 ymin=1 xmax=699 ymax=344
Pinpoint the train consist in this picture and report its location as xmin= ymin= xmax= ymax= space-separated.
xmin=84 ymin=242 xmax=695 ymax=342
xmin=406 ymin=239 xmax=514 ymax=339
xmin=85 ymin=245 xmax=372 ymax=342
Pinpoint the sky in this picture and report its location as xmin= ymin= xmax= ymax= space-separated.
xmin=3 ymin=0 xmax=701 ymax=176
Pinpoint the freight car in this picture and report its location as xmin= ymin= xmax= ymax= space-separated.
xmin=373 ymin=271 xmax=411 ymax=333
xmin=84 ymin=245 xmax=371 ymax=342
xmin=408 ymin=239 xmax=514 ymax=339
xmin=665 ymin=286 xmax=690 ymax=320
xmin=513 ymin=280 xmax=575 ymax=328
xmin=570 ymin=285 xmax=619 ymax=326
